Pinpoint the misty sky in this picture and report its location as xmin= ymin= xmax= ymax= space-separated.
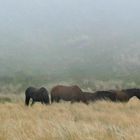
xmin=1 ymin=0 xmax=140 ymax=47
xmin=0 ymin=0 xmax=140 ymax=77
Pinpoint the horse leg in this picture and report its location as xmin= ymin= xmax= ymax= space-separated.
xmin=55 ymin=97 xmax=60 ymax=103
xmin=56 ymin=99 xmax=59 ymax=103
xmin=31 ymin=100 xmax=35 ymax=106
xmin=71 ymin=99 xmax=77 ymax=104
xmin=71 ymin=100 xmax=75 ymax=104
xmin=82 ymin=100 xmax=89 ymax=105
xmin=25 ymin=96 xmax=30 ymax=106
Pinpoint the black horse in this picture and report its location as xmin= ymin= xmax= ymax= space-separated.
xmin=25 ymin=87 xmax=49 ymax=106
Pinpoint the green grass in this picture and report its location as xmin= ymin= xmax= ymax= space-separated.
xmin=0 ymin=97 xmax=12 ymax=103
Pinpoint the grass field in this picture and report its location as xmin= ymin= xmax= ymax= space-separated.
xmin=0 ymin=96 xmax=140 ymax=140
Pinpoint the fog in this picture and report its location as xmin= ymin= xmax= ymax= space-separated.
xmin=0 ymin=0 xmax=140 ymax=86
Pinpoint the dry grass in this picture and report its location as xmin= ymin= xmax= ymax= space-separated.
xmin=0 ymin=97 xmax=140 ymax=140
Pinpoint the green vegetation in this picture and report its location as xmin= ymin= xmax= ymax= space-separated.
xmin=0 ymin=97 xmax=12 ymax=103
xmin=0 ymin=69 xmax=140 ymax=94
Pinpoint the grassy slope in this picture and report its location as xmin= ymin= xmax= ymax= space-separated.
xmin=0 ymin=98 xmax=140 ymax=140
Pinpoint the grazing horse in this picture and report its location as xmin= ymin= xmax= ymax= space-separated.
xmin=25 ymin=87 xmax=49 ymax=106
xmin=84 ymin=88 xmax=140 ymax=103
xmin=83 ymin=90 xmax=117 ymax=103
xmin=111 ymin=88 xmax=140 ymax=102
xmin=51 ymin=85 xmax=87 ymax=103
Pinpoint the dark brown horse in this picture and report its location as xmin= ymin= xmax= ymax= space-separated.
xmin=83 ymin=90 xmax=117 ymax=103
xmin=83 ymin=88 xmax=140 ymax=103
xmin=51 ymin=85 xmax=87 ymax=103
xmin=25 ymin=87 xmax=49 ymax=106
xmin=111 ymin=88 xmax=140 ymax=102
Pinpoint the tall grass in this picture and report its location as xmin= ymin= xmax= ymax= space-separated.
xmin=1 ymin=98 xmax=140 ymax=140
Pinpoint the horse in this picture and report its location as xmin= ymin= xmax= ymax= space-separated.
xmin=25 ymin=87 xmax=49 ymax=106
xmin=84 ymin=88 xmax=140 ymax=103
xmin=50 ymin=85 xmax=87 ymax=103
xmin=111 ymin=88 xmax=140 ymax=102
xmin=83 ymin=90 xmax=117 ymax=103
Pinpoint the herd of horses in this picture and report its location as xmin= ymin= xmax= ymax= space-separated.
xmin=25 ymin=85 xmax=140 ymax=106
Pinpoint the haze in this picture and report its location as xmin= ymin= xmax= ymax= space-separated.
xmin=0 ymin=0 xmax=140 ymax=85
